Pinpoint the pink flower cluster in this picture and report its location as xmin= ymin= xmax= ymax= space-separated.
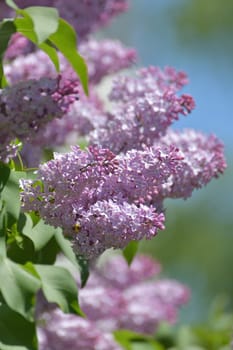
xmin=37 ymin=255 xmax=190 ymax=349
xmin=90 ymin=66 xmax=195 ymax=154
xmin=20 ymin=146 xmax=170 ymax=258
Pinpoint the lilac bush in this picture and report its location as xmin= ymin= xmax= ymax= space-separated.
xmin=0 ymin=0 xmax=230 ymax=348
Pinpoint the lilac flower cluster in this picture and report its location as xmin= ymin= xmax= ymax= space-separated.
xmin=38 ymin=310 xmax=121 ymax=350
xmin=37 ymin=255 xmax=190 ymax=349
xmin=20 ymin=146 xmax=171 ymax=258
xmin=20 ymin=128 xmax=226 ymax=256
xmin=156 ymin=129 xmax=226 ymax=199
xmin=0 ymin=77 xmax=78 ymax=162
xmin=90 ymin=66 xmax=195 ymax=153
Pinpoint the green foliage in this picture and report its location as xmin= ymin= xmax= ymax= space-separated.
xmin=31 ymin=264 xmax=83 ymax=315
xmin=55 ymin=231 xmax=90 ymax=288
xmin=123 ymin=240 xmax=139 ymax=265
xmin=0 ymin=304 xmax=37 ymax=350
xmin=20 ymin=6 xmax=59 ymax=44
xmin=49 ymin=18 xmax=88 ymax=94
xmin=114 ymin=330 xmax=164 ymax=350
xmin=0 ymin=21 xmax=16 ymax=87
xmin=0 ymin=257 xmax=40 ymax=320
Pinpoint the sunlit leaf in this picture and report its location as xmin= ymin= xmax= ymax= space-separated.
xmin=21 ymin=6 xmax=59 ymax=44
xmin=49 ymin=18 xmax=88 ymax=94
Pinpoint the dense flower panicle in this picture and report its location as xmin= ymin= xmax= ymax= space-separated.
xmin=119 ymin=286 xmax=186 ymax=333
xmin=28 ymin=90 xmax=107 ymax=151
xmin=0 ymin=77 xmax=78 ymax=162
xmin=72 ymin=200 xmax=164 ymax=258
xmin=38 ymin=309 xmax=122 ymax=350
xmin=90 ymin=67 xmax=195 ymax=153
xmin=20 ymin=130 xmax=226 ymax=257
xmin=156 ymin=129 xmax=227 ymax=199
xmin=37 ymin=255 xmax=190 ymax=342
xmin=20 ymin=90 xmax=106 ymax=167
xmin=20 ymin=146 xmax=170 ymax=258
xmin=98 ymin=146 xmax=183 ymax=208
xmin=88 ymin=255 xmax=190 ymax=334
xmin=109 ymin=66 xmax=190 ymax=103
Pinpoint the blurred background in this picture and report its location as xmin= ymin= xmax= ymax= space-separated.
xmin=100 ymin=0 xmax=233 ymax=324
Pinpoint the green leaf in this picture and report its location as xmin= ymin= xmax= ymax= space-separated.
xmin=22 ymin=216 xmax=58 ymax=251
xmin=0 ymin=162 xmax=10 ymax=193
xmin=39 ymin=40 xmax=60 ymax=71
xmin=49 ymin=18 xmax=88 ymax=94
xmin=21 ymin=6 xmax=59 ymax=44
xmin=123 ymin=240 xmax=139 ymax=265
xmin=131 ymin=342 xmax=164 ymax=350
xmin=34 ymin=264 xmax=83 ymax=316
xmin=0 ymin=169 xmax=22 ymax=223
xmin=75 ymin=254 xmax=89 ymax=288
xmin=0 ymin=20 xmax=16 ymax=87
xmin=55 ymin=231 xmax=89 ymax=287
xmin=114 ymin=330 xmax=164 ymax=350
xmin=0 ymin=257 xmax=41 ymax=320
xmin=0 ymin=304 xmax=37 ymax=350
xmin=0 ymin=203 xmax=7 ymax=257
xmin=55 ymin=230 xmax=79 ymax=267
xmin=14 ymin=16 xmax=60 ymax=72
xmin=5 ymin=0 xmax=18 ymax=10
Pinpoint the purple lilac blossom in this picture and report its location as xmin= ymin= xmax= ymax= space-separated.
xmin=90 ymin=66 xmax=195 ymax=153
xmin=19 ymin=89 xmax=107 ymax=167
xmin=20 ymin=145 xmax=168 ymax=258
xmin=85 ymin=255 xmax=190 ymax=334
xmin=37 ymin=255 xmax=190 ymax=341
xmin=28 ymin=90 xmax=107 ymax=149
xmin=20 ymin=132 xmax=226 ymax=257
xmin=156 ymin=129 xmax=227 ymax=199
xmin=38 ymin=309 xmax=122 ymax=350
xmin=0 ymin=76 xmax=78 ymax=162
